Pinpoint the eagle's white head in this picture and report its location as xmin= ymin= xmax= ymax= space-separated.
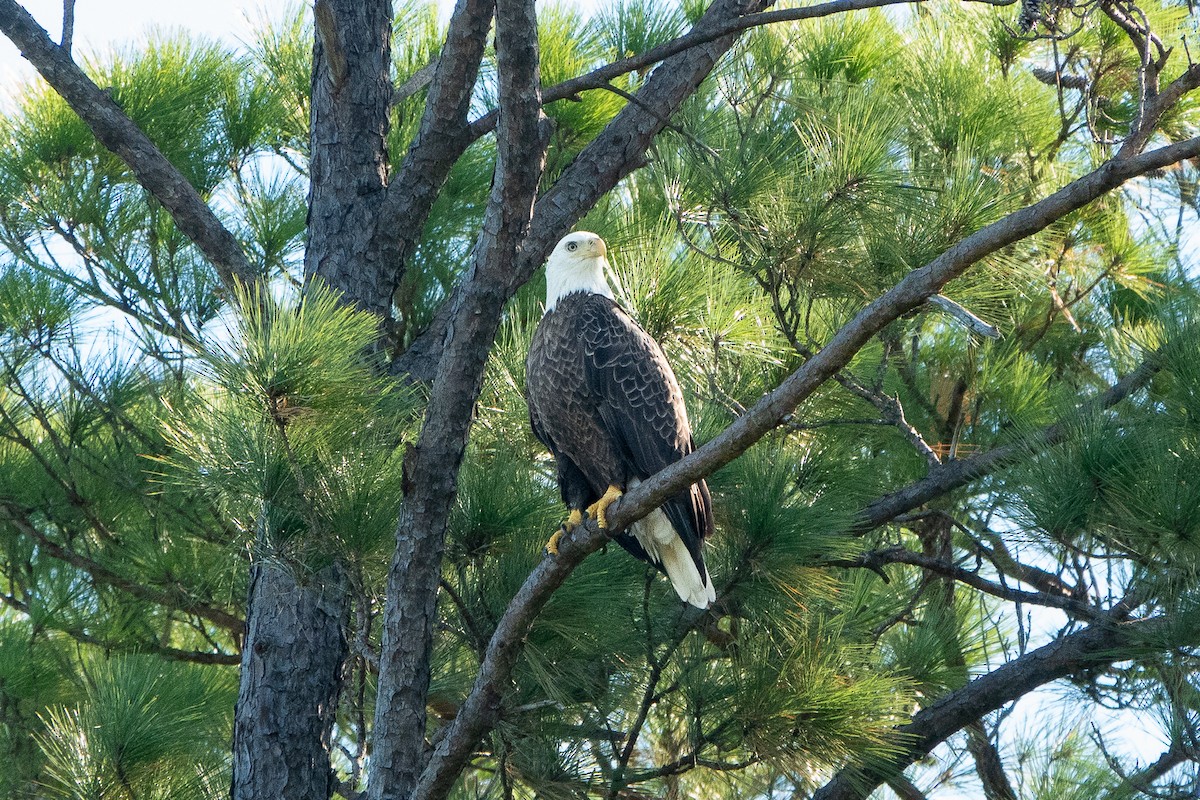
xmin=544 ymin=231 xmax=614 ymax=312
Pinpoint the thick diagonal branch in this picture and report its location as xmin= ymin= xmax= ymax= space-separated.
xmin=605 ymin=137 xmax=1200 ymax=525
xmin=809 ymin=613 xmax=1195 ymax=800
xmin=0 ymin=0 xmax=256 ymax=290
xmin=417 ymin=137 xmax=1200 ymax=800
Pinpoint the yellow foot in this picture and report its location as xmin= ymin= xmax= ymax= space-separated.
xmin=585 ymin=485 xmax=623 ymax=530
xmin=545 ymin=509 xmax=584 ymax=555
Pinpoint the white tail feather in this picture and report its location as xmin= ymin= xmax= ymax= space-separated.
xmin=631 ymin=508 xmax=714 ymax=609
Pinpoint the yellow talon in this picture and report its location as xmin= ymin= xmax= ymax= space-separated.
xmin=585 ymin=485 xmax=623 ymax=530
xmin=545 ymin=509 xmax=584 ymax=555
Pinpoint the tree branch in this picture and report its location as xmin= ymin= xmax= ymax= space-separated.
xmin=627 ymin=752 xmax=761 ymax=782
xmin=838 ymin=546 xmax=1105 ymax=620
xmin=0 ymin=589 xmax=239 ymax=665
xmin=0 ymin=0 xmax=257 ymax=290
xmin=410 ymin=134 xmax=1200 ymax=800
xmin=1117 ymin=62 xmax=1200 ymax=157
xmin=970 ymin=529 xmax=1082 ymax=601
xmin=465 ymin=0 xmax=1018 ymax=142
xmin=392 ymin=60 xmax=438 ymax=106
xmin=885 ymin=774 xmax=931 ymax=800
xmin=809 ymin=613 xmax=1195 ymax=800
xmin=856 ymin=350 xmax=1161 ymax=533
xmin=927 ymin=295 xmax=1001 ymax=339
xmin=59 ymin=0 xmax=74 ymax=53
xmin=368 ymin=0 xmax=496 ymax=321
xmin=1103 ymin=741 xmax=1193 ymax=799
xmin=0 ymin=502 xmax=243 ymax=633
xmin=825 ymin=362 xmax=943 ymax=467
xmin=601 ymin=137 xmax=1199 ymax=537
xmin=393 ymin=0 xmax=777 ymax=381
xmin=966 ymin=721 xmax=1019 ymax=800
xmin=369 ymin=0 xmax=548 ymax=794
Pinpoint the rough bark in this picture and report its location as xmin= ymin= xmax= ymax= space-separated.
xmin=366 ymin=0 xmax=548 ymax=794
xmin=372 ymin=2 xmax=776 ymax=797
xmin=304 ymin=0 xmax=394 ymax=309
xmin=231 ymin=561 xmax=348 ymax=800
xmin=413 ymin=138 xmax=1200 ymax=797
xmin=369 ymin=0 xmax=497 ymax=322
xmin=232 ymin=3 xmax=392 ymax=798
xmin=7 ymin=2 xmax=1200 ymax=798
xmin=966 ymin=721 xmax=1019 ymax=800
xmin=0 ymin=0 xmax=256 ymax=290
xmin=392 ymin=0 xmax=775 ymax=382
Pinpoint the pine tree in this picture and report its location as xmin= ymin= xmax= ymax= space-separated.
xmin=1 ymin=1 xmax=1200 ymax=799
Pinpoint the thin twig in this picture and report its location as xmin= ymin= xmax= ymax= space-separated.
xmin=0 ymin=588 xmax=239 ymax=664
xmin=466 ymin=0 xmax=1018 ymax=141
xmin=835 ymin=546 xmax=1107 ymax=620
xmin=60 ymin=0 xmax=74 ymax=53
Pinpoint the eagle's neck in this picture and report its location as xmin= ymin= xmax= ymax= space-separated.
xmin=545 ymin=256 xmax=613 ymax=312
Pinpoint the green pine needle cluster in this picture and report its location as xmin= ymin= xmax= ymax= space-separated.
xmin=1 ymin=0 xmax=1199 ymax=797
xmin=36 ymin=656 xmax=235 ymax=800
xmin=161 ymin=283 xmax=419 ymax=560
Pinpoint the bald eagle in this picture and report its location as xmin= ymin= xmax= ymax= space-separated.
xmin=525 ymin=232 xmax=715 ymax=608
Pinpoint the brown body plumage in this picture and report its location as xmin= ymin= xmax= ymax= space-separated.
xmin=525 ymin=232 xmax=715 ymax=607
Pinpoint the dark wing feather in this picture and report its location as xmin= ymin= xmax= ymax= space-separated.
xmin=580 ymin=296 xmax=713 ymax=567
xmin=526 ymin=309 xmax=602 ymax=512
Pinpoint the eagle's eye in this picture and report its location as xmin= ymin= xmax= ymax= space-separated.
xmin=566 ymin=242 xmax=579 ymax=252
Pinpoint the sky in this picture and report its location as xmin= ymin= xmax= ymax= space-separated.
xmin=0 ymin=1 xmax=1187 ymax=794
xmin=0 ymin=1 xmax=302 ymax=102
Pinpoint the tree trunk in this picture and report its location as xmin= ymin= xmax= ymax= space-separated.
xmin=305 ymin=0 xmax=394 ymax=312
xmin=367 ymin=0 xmax=548 ymax=789
xmin=231 ymin=2 xmax=393 ymax=798
xmin=231 ymin=561 xmax=348 ymax=800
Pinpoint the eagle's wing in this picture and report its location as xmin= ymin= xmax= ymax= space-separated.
xmin=580 ymin=296 xmax=713 ymax=550
xmin=526 ymin=313 xmax=598 ymax=512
